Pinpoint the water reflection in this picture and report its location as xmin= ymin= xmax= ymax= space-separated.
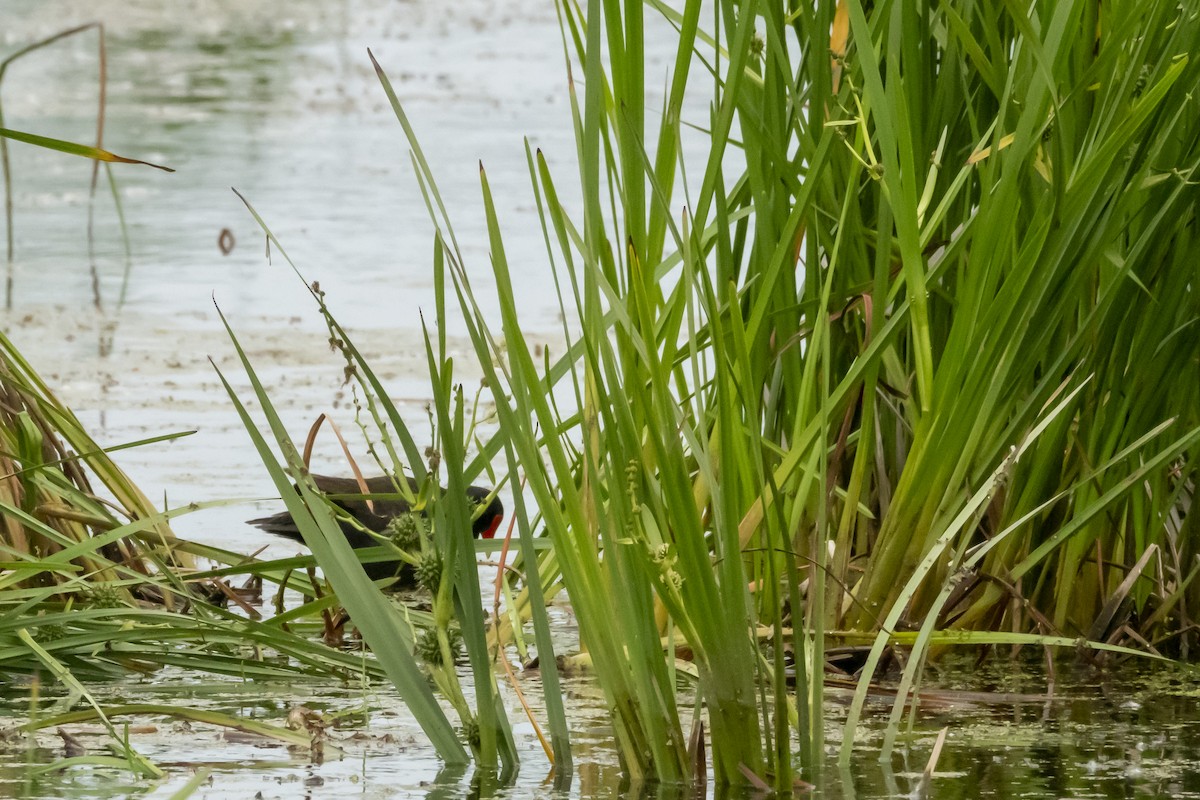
xmin=3 ymin=0 xmax=583 ymax=334
xmin=2 ymin=661 xmax=1200 ymax=797
xmin=823 ymin=663 xmax=1200 ymax=799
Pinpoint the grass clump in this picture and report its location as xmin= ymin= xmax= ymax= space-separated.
xmin=214 ymin=219 xmax=522 ymax=772
xmin=0 ymin=328 xmax=194 ymax=602
xmin=0 ymin=326 xmax=441 ymax=773
xmin=346 ymin=0 xmax=1200 ymax=788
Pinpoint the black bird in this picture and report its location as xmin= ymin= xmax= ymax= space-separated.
xmin=248 ymin=474 xmax=504 ymax=584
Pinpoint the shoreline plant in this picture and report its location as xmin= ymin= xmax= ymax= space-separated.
xmin=336 ymin=0 xmax=1200 ymax=788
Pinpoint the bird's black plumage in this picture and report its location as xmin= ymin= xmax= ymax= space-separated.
xmin=248 ymin=474 xmax=503 ymax=584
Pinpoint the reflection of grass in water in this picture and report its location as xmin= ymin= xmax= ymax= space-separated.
xmin=0 ymin=23 xmax=140 ymax=354
xmin=828 ymin=661 xmax=1200 ymax=799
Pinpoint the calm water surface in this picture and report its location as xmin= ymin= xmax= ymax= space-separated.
xmin=4 ymin=658 xmax=1200 ymax=798
xmin=2 ymin=3 xmax=1199 ymax=798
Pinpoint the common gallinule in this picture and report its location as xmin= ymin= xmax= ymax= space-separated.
xmin=248 ymin=474 xmax=503 ymax=584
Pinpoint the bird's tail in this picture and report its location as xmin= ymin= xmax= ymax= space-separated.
xmin=246 ymin=512 xmax=303 ymax=541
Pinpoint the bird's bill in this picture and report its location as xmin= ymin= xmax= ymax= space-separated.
xmin=482 ymin=513 xmax=503 ymax=539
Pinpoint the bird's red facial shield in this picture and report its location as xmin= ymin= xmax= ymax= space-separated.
xmin=481 ymin=512 xmax=503 ymax=539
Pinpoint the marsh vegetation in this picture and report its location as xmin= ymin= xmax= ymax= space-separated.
xmin=1 ymin=0 xmax=1198 ymax=797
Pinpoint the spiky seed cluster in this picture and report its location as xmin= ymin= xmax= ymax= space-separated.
xmin=461 ymin=717 xmax=481 ymax=750
xmin=447 ymin=627 xmax=464 ymax=663
xmin=750 ymin=32 xmax=765 ymax=59
xmin=665 ymin=570 xmax=684 ymax=591
xmin=414 ymin=550 xmax=444 ymax=593
xmin=414 ymin=626 xmax=463 ymax=667
xmin=87 ymin=584 xmax=125 ymax=609
xmin=385 ymin=512 xmax=426 ymax=551
xmin=35 ymin=623 xmax=67 ymax=643
xmin=625 ymin=460 xmax=641 ymax=515
xmin=650 ymin=542 xmax=683 ymax=592
xmin=415 ymin=628 xmax=443 ymax=665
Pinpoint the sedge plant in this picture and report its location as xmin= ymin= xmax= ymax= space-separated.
xmin=357 ymin=0 xmax=1200 ymax=788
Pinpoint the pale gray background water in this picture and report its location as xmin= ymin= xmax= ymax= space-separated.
xmin=2 ymin=0 xmax=623 ymax=555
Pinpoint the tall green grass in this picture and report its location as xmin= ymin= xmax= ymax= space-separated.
xmin=1 ymin=24 xmax=165 ymax=328
xmin=217 ymin=199 xmax=538 ymax=773
xmin=342 ymin=0 xmax=1200 ymax=787
xmin=0 ymin=126 xmax=454 ymax=777
xmin=6 ymin=0 xmax=1190 ymax=786
xmin=4 ymin=4 xmax=1196 ymax=788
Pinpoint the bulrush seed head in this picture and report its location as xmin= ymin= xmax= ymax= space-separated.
xmin=461 ymin=717 xmax=481 ymax=750
xmin=87 ymin=584 xmax=125 ymax=609
xmin=385 ymin=512 xmax=426 ymax=551
xmin=415 ymin=628 xmax=442 ymax=665
xmin=415 ymin=550 xmax=444 ymax=592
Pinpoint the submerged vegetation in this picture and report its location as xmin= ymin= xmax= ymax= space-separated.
xmin=2 ymin=0 xmax=1200 ymax=794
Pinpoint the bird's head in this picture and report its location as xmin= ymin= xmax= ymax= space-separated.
xmin=466 ymin=486 xmax=504 ymax=539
